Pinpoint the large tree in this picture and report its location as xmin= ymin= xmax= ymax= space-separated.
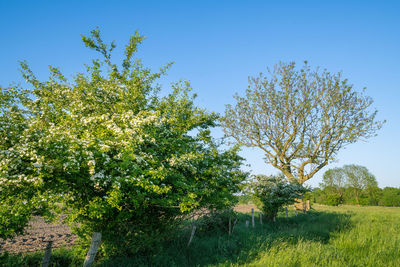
xmin=320 ymin=167 xmax=346 ymax=201
xmin=222 ymin=62 xmax=384 ymax=184
xmin=0 ymin=29 xmax=246 ymax=255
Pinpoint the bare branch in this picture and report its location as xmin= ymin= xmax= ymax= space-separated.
xmin=221 ymin=62 xmax=384 ymax=184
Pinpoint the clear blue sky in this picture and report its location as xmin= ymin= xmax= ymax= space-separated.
xmin=1 ymin=0 xmax=399 ymax=188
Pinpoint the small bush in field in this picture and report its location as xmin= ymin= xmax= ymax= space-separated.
xmin=250 ymin=174 xmax=307 ymax=220
xmin=320 ymin=192 xmax=342 ymax=206
xmin=197 ymin=209 xmax=237 ymax=234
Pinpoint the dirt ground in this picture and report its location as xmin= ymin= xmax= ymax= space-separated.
xmin=234 ymin=203 xmax=259 ymax=213
xmin=0 ymin=216 xmax=76 ymax=254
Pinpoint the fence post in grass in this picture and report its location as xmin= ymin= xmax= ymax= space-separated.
xmin=259 ymin=213 xmax=263 ymax=225
xmin=41 ymin=240 xmax=53 ymax=267
xmin=285 ymin=207 xmax=288 ymax=219
xmin=83 ymin=232 xmax=102 ymax=267
xmin=229 ymin=217 xmax=232 ymax=235
xmin=187 ymin=224 xmax=197 ymax=246
xmin=306 ymin=200 xmax=311 ymax=211
xmin=245 ymin=220 xmax=249 ymax=228
xmin=251 ymin=208 xmax=255 ymax=228
xmin=294 ymin=205 xmax=297 ymax=216
xmin=231 ymin=218 xmax=238 ymax=234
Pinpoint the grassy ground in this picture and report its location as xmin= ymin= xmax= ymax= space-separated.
xmin=241 ymin=205 xmax=400 ymax=267
xmin=1 ymin=204 xmax=399 ymax=266
xmin=93 ymin=204 xmax=400 ymax=267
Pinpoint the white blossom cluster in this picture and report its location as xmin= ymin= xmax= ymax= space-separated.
xmin=0 ymin=78 xmax=168 ymax=193
xmin=167 ymin=151 xmax=202 ymax=174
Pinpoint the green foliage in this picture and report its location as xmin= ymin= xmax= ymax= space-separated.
xmin=318 ymin=190 xmax=342 ymax=206
xmin=320 ymin=168 xmax=346 ymax=199
xmin=196 ymin=209 xmax=237 ymax=234
xmin=237 ymin=194 xmax=252 ymax=204
xmin=0 ymin=86 xmax=54 ymax=239
xmin=0 ymin=29 xmax=246 ymax=255
xmin=343 ymin=164 xmax=378 ymax=205
xmin=249 ymin=174 xmax=308 ymax=220
xmin=380 ymin=187 xmax=400 ymax=206
xmin=315 ymin=165 xmax=385 ymax=206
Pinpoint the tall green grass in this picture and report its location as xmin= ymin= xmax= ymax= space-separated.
xmin=99 ymin=206 xmax=351 ymax=266
xmin=2 ymin=205 xmax=399 ymax=266
xmin=237 ymin=205 xmax=400 ymax=267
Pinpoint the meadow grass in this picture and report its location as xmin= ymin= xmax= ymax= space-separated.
xmin=1 ymin=204 xmax=399 ymax=266
xmin=236 ymin=205 xmax=400 ymax=267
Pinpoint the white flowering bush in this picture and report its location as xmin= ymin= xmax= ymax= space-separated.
xmin=249 ymin=174 xmax=307 ymax=220
xmin=0 ymin=87 xmax=56 ymax=239
xmin=0 ymin=29 xmax=246 ymax=255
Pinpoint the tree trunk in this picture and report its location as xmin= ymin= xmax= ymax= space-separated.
xmin=294 ymin=198 xmax=304 ymax=210
xmin=355 ymin=189 xmax=360 ymax=206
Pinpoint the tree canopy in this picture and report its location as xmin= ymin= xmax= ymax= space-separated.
xmin=222 ymin=62 xmax=384 ymax=184
xmin=0 ymin=29 xmax=247 ymax=255
xmin=343 ymin=164 xmax=377 ymax=205
xmin=317 ymin=164 xmax=378 ymax=206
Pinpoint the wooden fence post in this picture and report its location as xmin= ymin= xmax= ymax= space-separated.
xmin=231 ymin=218 xmax=238 ymax=234
xmin=285 ymin=207 xmax=288 ymax=219
xmin=41 ymin=241 xmax=53 ymax=267
xmin=245 ymin=220 xmax=249 ymax=228
xmin=187 ymin=225 xmax=197 ymax=246
xmin=294 ymin=205 xmax=297 ymax=216
xmin=251 ymin=208 xmax=255 ymax=228
xmin=83 ymin=232 xmax=102 ymax=267
xmin=259 ymin=213 xmax=263 ymax=225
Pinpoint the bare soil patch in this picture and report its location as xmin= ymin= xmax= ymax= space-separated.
xmin=0 ymin=216 xmax=76 ymax=254
xmin=234 ymin=203 xmax=259 ymax=213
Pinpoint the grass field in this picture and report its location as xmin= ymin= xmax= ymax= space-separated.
xmin=240 ymin=205 xmax=400 ymax=267
xmin=1 ymin=204 xmax=399 ymax=266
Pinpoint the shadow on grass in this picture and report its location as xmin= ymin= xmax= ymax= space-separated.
xmin=99 ymin=210 xmax=353 ymax=267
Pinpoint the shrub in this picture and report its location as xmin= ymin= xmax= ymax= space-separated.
xmin=320 ymin=192 xmax=342 ymax=206
xmin=249 ymin=174 xmax=307 ymax=220
xmin=197 ymin=209 xmax=238 ymax=234
xmin=0 ymin=29 xmax=247 ymax=256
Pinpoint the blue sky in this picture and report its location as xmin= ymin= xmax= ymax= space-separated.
xmin=1 ymin=0 xmax=399 ymax=187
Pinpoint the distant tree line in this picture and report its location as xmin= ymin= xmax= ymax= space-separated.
xmin=310 ymin=165 xmax=400 ymax=206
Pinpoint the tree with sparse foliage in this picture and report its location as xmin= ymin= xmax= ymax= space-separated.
xmin=319 ymin=167 xmax=347 ymax=204
xmin=222 ymin=62 xmax=384 ymax=184
xmin=343 ymin=164 xmax=377 ymax=205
